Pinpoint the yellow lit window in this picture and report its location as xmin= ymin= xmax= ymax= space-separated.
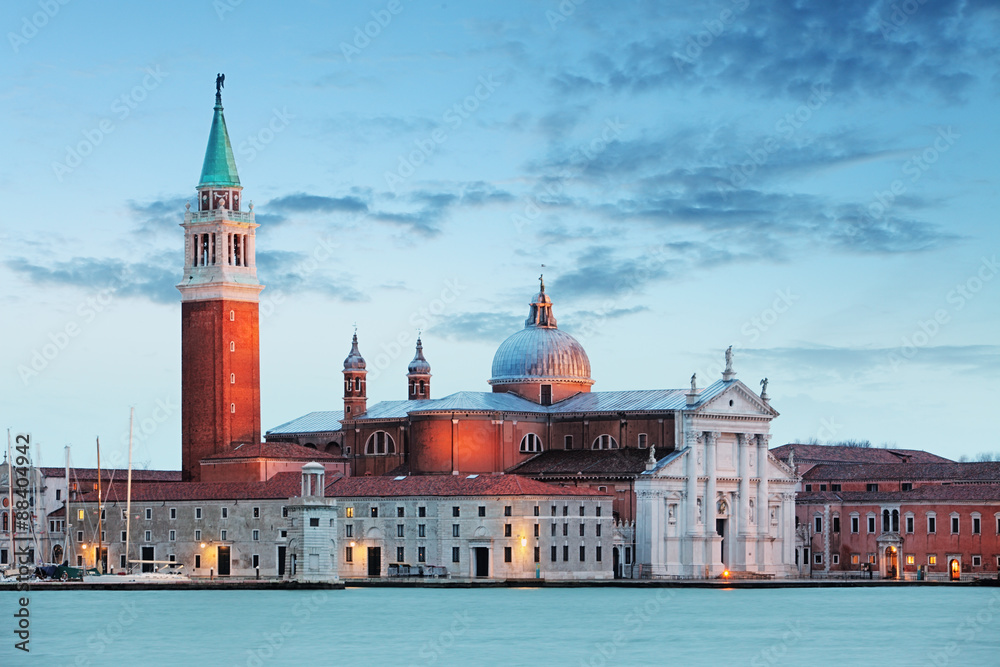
xmin=906 ymin=555 xmax=915 ymax=565
xmin=345 ymin=507 xmax=354 ymax=518
xmin=78 ymin=509 xmax=85 ymax=520
xmin=929 ymin=555 xmax=937 ymax=565
xmin=851 ymin=554 xmax=860 ymax=565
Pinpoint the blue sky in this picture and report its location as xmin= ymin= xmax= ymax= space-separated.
xmin=2 ymin=0 xmax=998 ymax=470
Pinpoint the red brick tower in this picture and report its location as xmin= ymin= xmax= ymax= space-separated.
xmin=343 ymin=332 xmax=367 ymax=417
xmin=177 ymin=82 xmax=263 ymax=482
xmin=406 ymin=336 xmax=431 ymax=400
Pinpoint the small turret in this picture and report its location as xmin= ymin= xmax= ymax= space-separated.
xmin=407 ymin=336 xmax=431 ymax=400
xmin=343 ymin=332 xmax=367 ymax=417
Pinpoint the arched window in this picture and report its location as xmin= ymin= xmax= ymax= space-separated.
xmin=519 ymin=433 xmax=543 ymax=453
xmin=365 ymin=431 xmax=396 ymax=455
xmin=354 ymin=378 xmax=361 ymax=392
xmin=418 ymin=380 xmax=425 ymax=395
xmin=1 ymin=511 xmax=7 ymax=532
xmin=592 ymin=434 xmax=619 ymax=450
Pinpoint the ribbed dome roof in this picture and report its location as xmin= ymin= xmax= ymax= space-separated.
xmin=489 ymin=277 xmax=593 ymax=386
xmin=343 ymin=332 xmax=366 ymax=371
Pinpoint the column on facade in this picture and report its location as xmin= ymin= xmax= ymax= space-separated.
xmin=704 ymin=431 xmax=720 ymax=573
xmin=685 ymin=429 xmax=699 ymax=538
xmin=737 ymin=434 xmax=750 ymax=537
xmin=756 ymin=434 xmax=770 ymax=570
xmin=248 ymin=232 xmax=256 ymax=268
xmin=783 ymin=493 xmax=795 ymax=570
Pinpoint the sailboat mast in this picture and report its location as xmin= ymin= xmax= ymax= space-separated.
xmin=64 ymin=445 xmax=70 ymax=564
xmin=125 ymin=408 xmax=134 ymax=574
xmin=96 ymin=436 xmax=103 ymax=573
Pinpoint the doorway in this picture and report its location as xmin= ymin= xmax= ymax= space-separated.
xmin=613 ymin=547 xmax=621 ymax=579
xmin=716 ymin=519 xmax=727 ymax=565
xmin=277 ymin=546 xmax=286 ymax=576
xmin=474 ymin=547 xmax=490 ymax=577
xmin=367 ymin=547 xmax=381 ymax=577
xmin=949 ymin=559 xmax=960 ymax=581
xmin=884 ymin=547 xmax=898 ymax=579
xmin=217 ymin=546 xmax=231 ymax=576
xmin=141 ymin=546 xmax=154 ymax=573
xmin=93 ymin=546 xmax=108 ymax=574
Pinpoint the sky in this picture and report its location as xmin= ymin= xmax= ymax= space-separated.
xmin=1 ymin=0 xmax=998 ymax=470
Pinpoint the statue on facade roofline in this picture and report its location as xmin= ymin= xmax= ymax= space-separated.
xmin=725 ymin=345 xmax=733 ymax=373
xmin=760 ymin=377 xmax=768 ymax=396
xmin=690 ymin=373 xmax=697 ymax=393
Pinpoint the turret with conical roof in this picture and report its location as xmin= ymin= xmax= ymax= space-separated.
xmin=198 ymin=89 xmax=241 ymax=189
xmin=343 ymin=332 xmax=367 ymax=416
xmin=407 ymin=336 xmax=431 ymax=400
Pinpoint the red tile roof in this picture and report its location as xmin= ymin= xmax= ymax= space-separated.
xmin=39 ymin=467 xmax=182 ymax=482
xmin=509 ymin=448 xmax=666 ymax=477
xmin=771 ymin=444 xmax=952 ymax=465
xmin=802 ymin=462 xmax=1000 ymax=482
xmin=798 ymin=483 xmax=1000 ymax=503
xmin=200 ymin=442 xmax=339 ymax=461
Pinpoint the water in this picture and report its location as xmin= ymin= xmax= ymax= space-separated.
xmin=4 ymin=587 xmax=999 ymax=666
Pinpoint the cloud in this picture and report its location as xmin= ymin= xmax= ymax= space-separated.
xmin=7 ymin=256 xmax=179 ymax=304
xmin=255 ymin=250 xmax=366 ymax=302
xmin=429 ymin=311 xmax=519 ymax=343
xmin=265 ymin=193 xmax=369 ymax=215
xmin=128 ymin=197 xmax=188 ymax=234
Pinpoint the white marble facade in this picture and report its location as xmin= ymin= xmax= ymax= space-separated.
xmin=635 ymin=380 xmax=799 ymax=578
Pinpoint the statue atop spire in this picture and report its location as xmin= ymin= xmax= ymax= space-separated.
xmin=216 ymin=72 xmax=225 ymax=95
xmin=539 ymin=273 xmax=545 ymax=293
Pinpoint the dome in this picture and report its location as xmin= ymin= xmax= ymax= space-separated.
xmin=343 ymin=332 xmax=366 ymax=371
xmin=407 ymin=337 xmax=431 ymax=375
xmin=489 ymin=277 xmax=593 ymax=387
xmin=489 ymin=326 xmax=592 ymax=385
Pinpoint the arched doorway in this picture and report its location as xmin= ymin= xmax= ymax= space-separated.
xmin=884 ymin=547 xmax=898 ymax=579
xmin=949 ymin=559 xmax=960 ymax=581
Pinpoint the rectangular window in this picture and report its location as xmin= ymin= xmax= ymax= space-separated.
xmin=534 ymin=546 xmax=540 ymax=563
xmin=906 ymin=516 xmax=914 ymax=533
xmin=169 ymin=508 xmax=177 ymax=520
xmin=371 ymin=507 xmax=378 ymax=518
xmin=345 ymin=547 xmax=353 ymax=563
xmin=121 ymin=508 xmax=127 ymax=520
xmin=851 ymin=517 xmax=859 ymax=534
xmin=814 ymin=516 xmax=822 ymax=533
xmin=563 ymin=545 xmax=569 ymax=562
xmin=901 ymin=483 xmax=912 ymax=491
xmin=169 ymin=530 xmax=176 ymax=542
xmin=804 ymin=484 xmax=812 ymax=492
xmin=309 ymin=518 xmax=319 ymax=527
xmin=625 ymin=547 xmax=632 ymax=565
xmin=504 ymin=524 xmax=512 ymax=537
xmin=452 ymin=507 xmax=460 ymax=517
xmin=196 ymin=507 xmax=203 ymax=520
xmin=550 ymin=545 xmax=557 ymax=562
xmin=533 ymin=506 xmax=539 ymax=517
xmin=820 ymin=485 xmax=827 ymax=492
xmin=345 ymin=507 xmax=354 ymax=518
xmin=868 ymin=553 xmax=876 ymax=565
xmin=579 ymin=546 xmax=586 ymax=562
xmin=397 ymin=507 xmax=404 ymax=518
xmin=504 ymin=506 xmax=512 ymax=517
xmin=868 ymin=516 xmax=876 ymax=533
xmin=928 ymin=516 xmax=937 ymax=533
xmin=928 ymin=554 xmax=937 ymax=566
xmin=534 ymin=524 xmax=540 ymax=537
xmin=253 ymin=507 xmax=260 ymax=519
xmin=120 ymin=531 xmax=127 ymax=542
xmin=564 ymin=435 xmax=573 ymax=450
xmin=832 ymin=517 xmax=840 ymax=533
xmin=997 ymin=517 xmax=1000 ymax=534
xmin=168 ymin=554 xmax=176 ymax=564
xmin=345 ymin=524 xmax=353 ymax=538
xmin=252 ymin=554 xmax=259 ymax=569
xmin=452 ymin=547 xmax=460 ymax=563
xmin=596 ymin=506 xmax=602 ymax=517
xmin=596 ymin=546 xmax=602 ymax=562
xmin=221 ymin=530 xmax=227 ymax=540
xmin=596 ymin=524 xmax=601 ymax=537
xmin=972 ymin=555 xmax=982 ymax=567
xmin=579 ymin=506 xmax=585 ymax=517
xmin=551 ymin=505 xmax=557 ymax=516
xmin=563 ymin=506 xmax=568 ymax=517
xmin=551 ymin=523 xmax=557 ymax=537
xmin=851 ymin=554 xmax=860 ymax=565
xmin=905 ymin=554 xmax=915 ymax=565
xmin=418 ymin=524 xmax=426 ymax=538
xmin=252 ymin=530 xmax=260 ymax=541
xmin=78 ymin=531 xmax=84 ymax=542
xmin=221 ymin=507 xmax=228 ymax=519
xmin=504 ymin=547 xmax=512 ymax=563
xmin=579 ymin=524 xmax=585 ymax=537
xmin=195 ymin=554 xmax=201 ymax=569
xmin=563 ymin=523 xmax=568 ymax=537
xmin=638 ymin=433 xmax=647 ymax=448
xmin=145 ymin=508 xmax=152 ymax=520
xmin=418 ymin=547 xmax=426 ymax=563
xmin=144 ymin=530 xmax=151 ymax=541
xmin=452 ymin=524 xmax=460 ymax=538
xmin=832 ymin=554 xmax=839 ymax=565
xmin=952 ymin=517 xmax=960 ymax=534
xmin=195 ymin=530 xmax=201 ymax=541
xmin=832 ymin=484 xmax=841 ymax=492
xmin=396 ymin=547 xmax=405 ymax=563
xmin=397 ymin=524 xmax=405 ymax=538
xmin=973 ymin=517 xmax=981 ymax=534
xmin=479 ymin=506 xmax=486 ymax=517
xmin=866 ymin=484 xmax=879 ymax=492
xmin=815 ymin=553 xmax=823 ymax=565
xmin=418 ymin=506 xmax=426 ymax=518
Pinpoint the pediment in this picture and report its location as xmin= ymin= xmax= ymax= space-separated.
xmin=696 ymin=382 xmax=778 ymax=417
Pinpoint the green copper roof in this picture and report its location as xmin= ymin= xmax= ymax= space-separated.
xmin=198 ymin=94 xmax=241 ymax=188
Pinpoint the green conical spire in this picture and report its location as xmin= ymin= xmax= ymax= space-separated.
xmin=198 ymin=92 xmax=241 ymax=188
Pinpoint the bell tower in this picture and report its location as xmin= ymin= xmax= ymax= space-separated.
xmin=406 ymin=336 xmax=431 ymax=400
xmin=177 ymin=79 xmax=263 ymax=482
xmin=343 ymin=332 xmax=367 ymax=417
